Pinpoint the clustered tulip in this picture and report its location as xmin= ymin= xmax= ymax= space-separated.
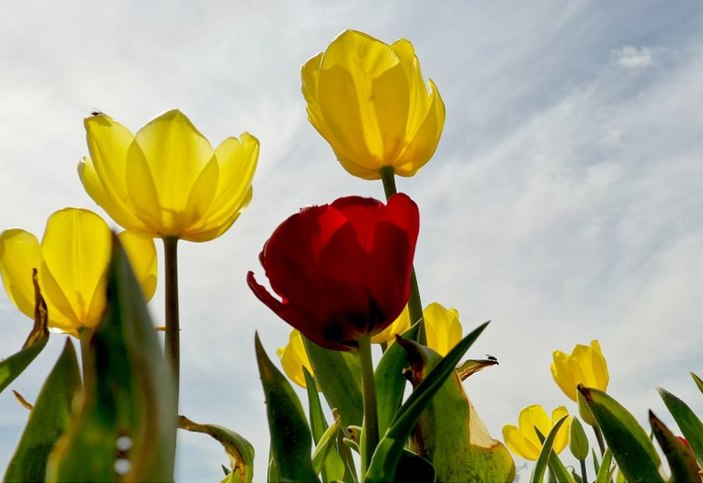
xmin=79 ymin=109 xmax=259 ymax=242
xmin=0 ymin=208 xmax=156 ymax=335
xmin=248 ymin=193 xmax=419 ymax=351
xmin=302 ymin=29 xmax=445 ymax=180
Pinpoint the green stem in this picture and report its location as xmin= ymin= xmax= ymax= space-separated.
xmin=358 ymin=335 xmax=378 ymax=477
xmin=579 ymin=457 xmax=588 ymax=483
xmin=593 ymin=423 xmax=605 ymax=456
xmin=379 ymin=166 xmax=426 ymax=345
xmin=163 ymin=236 xmax=180 ymax=409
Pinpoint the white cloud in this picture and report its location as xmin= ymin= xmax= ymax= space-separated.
xmin=613 ymin=45 xmax=654 ymax=70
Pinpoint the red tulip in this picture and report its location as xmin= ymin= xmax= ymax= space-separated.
xmin=247 ymin=194 xmax=419 ymax=351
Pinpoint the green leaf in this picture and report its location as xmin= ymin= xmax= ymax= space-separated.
xmin=579 ymin=385 xmax=663 ymax=483
xmin=594 ymin=449 xmax=613 ymax=483
xmin=691 ymin=372 xmax=703 ymax=394
xmin=548 ymin=450 xmax=575 ymax=483
xmin=178 ymin=415 xmax=255 ymax=483
xmin=46 ymin=235 xmax=177 ymax=482
xmin=529 ymin=415 xmax=568 ymax=483
xmin=4 ymin=339 xmax=80 ymax=482
xmin=304 ymin=367 xmax=328 ymax=444
xmin=364 ymin=321 xmax=489 ymax=482
xmin=0 ymin=269 xmax=49 ymax=395
xmin=303 ymin=336 xmax=363 ymax=428
xmin=657 ymin=386 xmax=703 ymax=467
xmin=649 ymin=410 xmax=700 ymax=482
xmin=374 ymin=323 xmax=419 ymax=435
xmin=255 ymin=333 xmax=318 ymax=482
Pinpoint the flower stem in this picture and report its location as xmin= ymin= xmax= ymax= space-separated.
xmin=163 ymin=236 xmax=180 ymax=408
xmin=579 ymin=457 xmax=588 ymax=483
xmin=358 ymin=335 xmax=378 ymax=477
xmin=379 ymin=166 xmax=426 ymax=345
xmin=593 ymin=423 xmax=606 ymax=455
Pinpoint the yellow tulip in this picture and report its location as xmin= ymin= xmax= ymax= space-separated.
xmin=502 ymin=405 xmax=571 ymax=460
xmin=78 ymin=110 xmax=258 ymax=242
xmin=423 ymin=302 xmax=462 ymax=356
xmin=276 ymin=329 xmax=315 ymax=389
xmin=370 ymin=304 xmax=411 ymax=344
xmin=0 ymin=208 xmax=157 ymax=335
xmin=302 ymin=30 xmax=445 ymax=180
xmin=551 ymin=340 xmax=609 ymax=401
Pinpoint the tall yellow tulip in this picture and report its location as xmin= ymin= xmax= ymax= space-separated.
xmin=551 ymin=340 xmax=609 ymax=401
xmin=302 ymin=30 xmax=445 ymax=180
xmin=502 ymin=405 xmax=571 ymax=461
xmin=78 ymin=109 xmax=258 ymax=242
xmin=0 ymin=208 xmax=156 ymax=335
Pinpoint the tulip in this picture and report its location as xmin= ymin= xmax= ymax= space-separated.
xmin=248 ymin=193 xmax=419 ymax=351
xmin=78 ymin=109 xmax=258 ymax=242
xmin=551 ymin=340 xmax=609 ymax=402
xmin=0 ymin=208 xmax=156 ymax=335
xmin=302 ymin=30 xmax=445 ymax=180
xmin=276 ymin=329 xmax=314 ymax=389
xmin=502 ymin=405 xmax=571 ymax=460
xmin=371 ymin=302 xmax=461 ymax=356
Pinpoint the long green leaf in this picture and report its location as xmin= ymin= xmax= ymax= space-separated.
xmin=303 ymin=337 xmax=363 ymax=428
xmin=178 ymin=416 xmax=255 ymax=483
xmin=691 ymin=372 xmax=703 ymax=395
xmin=255 ymin=333 xmax=318 ymax=482
xmin=649 ymin=410 xmax=700 ymax=482
xmin=4 ymin=339 xmax=80 ymax=482
xmin=529 ymin=416 xmax=568 ymax=483
xmin=0 ymin=269 xmax=49 ymax=395
xmin=548 ymin=450 xmax=575 ymax=483
xmin=46 ymin=235 xmax=177 ymax=482
xmin=365 ymin=321 xmax=489 ymax=482
xmin=579 ymin=385 xmax=663 ymax=483
xmin=657 ymin=386 xmax=703 ymax=467
xmin=594 ymin=449 xmax=613 ymax=483
xmin=374 ymin=323 xmax=419 ymax=435
xmin=304 ymin=367 xmax=328 ymax=443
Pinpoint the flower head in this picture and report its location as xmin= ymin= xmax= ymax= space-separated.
xmin=79 ymin=110 xmax=258 ymax=242
xmin=551 ymin=340 xmax=609 ymax=401
xmin=371 ymin=302 xmax=462 ymax=356
xmin=302 ymin=30 xmax=445 ymax=180
xmin=276 ymin=329 xmax=315 ymax=389
xmin=0 ymin=208 xmax=156 ymax=335
xmin=248 ymin=194 xmax=419 ymax=351
xmin=502 ymin=405 xmax=571 ymax=460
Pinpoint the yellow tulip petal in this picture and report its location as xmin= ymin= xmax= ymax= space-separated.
xmin=551 ymin=406 xmax=571 ymax=453
xmin=118 ymin=231 xmax=157 ymax=301
xmin=278 ymin=329 xmax=313 ymax=388
xmin=84 ymin=115 xmax=145 ymax=231
xmin=0 ymin=229 xmax=42 ymax=319
xmin=590 ymin=340 xmax=609 ymax=390
xmin=423 ymin=302 xmax=462 ymax=356
xmin=371 ymin=304 xmax=411 ymax=344
xmin=135 ymin=110 xmax=214 ymax=216
xmin=40 ymin=209 xmax=111 ymax=329
xmin=125 ymin=141 xmax=164 ymax=236
xmin=519 ymin=405 xmax=552 ymax=446
xmin=502 ymin=425 xmax=540 ymax=461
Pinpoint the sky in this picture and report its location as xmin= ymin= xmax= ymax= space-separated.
xmin=1 ymin=0 xmax=702 ymax=480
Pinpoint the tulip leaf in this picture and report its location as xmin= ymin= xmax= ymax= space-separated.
xmin=303 ymin=336 xmax=363 ymax=429
xmin=691 ymin=372 xmax=703 ymax=395
xmin=255 ymin=332 xmax=319 ymax=482
xmin=374 ymin=322 xmax=419 ymax=435
xmin=649 ymin=410 xmax=700 ymax=482
xmin=547 ymin=450 xmax=575 ymax=483
xmin=398 ymin=335 xmax=513 ymax=482
xmin=579 ymin=385 xmax=663 ymax=482
xmin=0 ymin=270 xmax=49 ymax=395
xmin=178 ymin=415 xmax=255 ymax=483
xmin=46 ymin=236 xmax=177 ymax=482
xmin=3 ymin=339 xmax=80 ymax=482
xmin=594 ymin=449 xmax=613 ymax=483
xmin=657 ymin=386 xmax=703 ymax=466
xmin=529 ymin=416 xmax=568 ymax=483
xmin=304 ymin=367 xmax=328 ymax=443
xmin=364 ymin=321 xmax=489 ymax=482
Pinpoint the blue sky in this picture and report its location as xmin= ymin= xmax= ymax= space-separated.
xmin=1 ymin=0 xmax=702 ymax=480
